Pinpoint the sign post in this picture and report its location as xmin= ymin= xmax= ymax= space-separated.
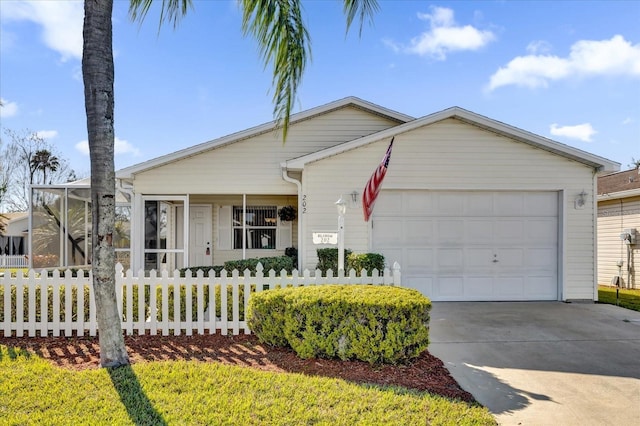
xmin=335 ymin=197 xmax=347 ymax=273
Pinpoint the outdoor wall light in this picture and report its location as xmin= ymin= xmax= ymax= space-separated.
xmin=350 ymin=191 xmax=359 ymax=204
xmin=575 ymin=190 xmax=588 ymax=209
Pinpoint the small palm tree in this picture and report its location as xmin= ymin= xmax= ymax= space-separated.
xmin=30 ymin=149 xmax=60 ymax=185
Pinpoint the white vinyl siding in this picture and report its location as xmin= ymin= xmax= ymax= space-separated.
xmin=301 ymin=118 xmax=597 ymax=300
xmin=597 ymin=196 xmax=640 ymax=289
xmin=131 ymin=106 xmax=402 ymax=194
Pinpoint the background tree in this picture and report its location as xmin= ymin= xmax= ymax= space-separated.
xmin=31 ymin=150 xmax=61 ymax=186
xmin=83 ymin=0 xmax=378 ymax=367
xmin=0 ymin=129 xmax=76 ymax=212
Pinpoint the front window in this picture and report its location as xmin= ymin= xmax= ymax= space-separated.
xmin=233 ymin=206 xmax=277 ymax=249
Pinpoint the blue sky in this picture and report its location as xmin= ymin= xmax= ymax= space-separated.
xmin=1 ymin=0 xmax=639 ymax=176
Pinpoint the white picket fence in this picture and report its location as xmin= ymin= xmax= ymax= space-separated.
xmin=1 ymin=262 xmax=401 ymax=338
xmin=0 ymin=255 xmax=29 ymax=268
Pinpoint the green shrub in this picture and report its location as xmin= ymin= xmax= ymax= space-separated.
xmin=248 ymin=285 xmax=431 ymax=364
xmin=347 ymin=253 xmax=385 ymax=276
xmin=316 ymin=248 xmax=352 ymax=275
xmin=178 ymin=265 xmax=225 ymax=278
xmin=224 ymin=256 xmax=293 ymax=275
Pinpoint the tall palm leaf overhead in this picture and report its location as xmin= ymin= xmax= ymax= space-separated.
xmin=128 ymin=0 xmax=378 ymax=139
xmin=83 ymin=0 xmax=378 ymax=367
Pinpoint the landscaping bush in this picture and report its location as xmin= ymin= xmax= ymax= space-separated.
xmin=248 ymin=285 xmax=431 ymax=364
xmin=179 ymin=265 xmax=225 ymax=278
xmin=224 ymin=256 xmax=293 ymax=275
xmin=316 ymin=248 xmax=352 ymax=275
xmin=347 ymin=253 xmax=385 ymax=276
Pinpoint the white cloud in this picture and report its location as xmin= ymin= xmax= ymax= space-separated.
xmin=36 ymin=130 xmax=58 ymax=140
xmin=1 ymin=0 xmax=83 ymax=61
xmin=76 ymin=137 xmax=142 ymax=157
xmin=488 ymin=35 xmax=640 ymax=91
xmin=622 ymin=117 xmax=634 ymax=125
xmin=0 ymin=98 xmax=18 ymax=118
xmin=388 ymin=6 xmax=495 ymax=60
xmin=526 ymin=40 xmax=552 ymax=55
xmin=550 ymin=123 xmax=597 ymax=142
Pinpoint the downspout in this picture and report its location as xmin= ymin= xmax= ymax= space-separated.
xmin=281 ymin=166 xmax=302 ymax=271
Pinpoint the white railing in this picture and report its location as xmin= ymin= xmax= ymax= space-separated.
xmin=1 ymin=262 xmax=401 ymax=338
xmin=0 ymin=255 xmax=29 ymax=268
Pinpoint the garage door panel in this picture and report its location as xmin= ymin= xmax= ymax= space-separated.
xmin=437 ymin=248 xmax=463 ymax=268
xmin=525 ymin=192 xmax=558 ymax=216
xmin=406 ymin=248 xmax=434 ymax=269
xmin=525 ymin=248 xmax=557 ymax=268
xmin=404 ymin=219 xmax=434 ymax=245
xmin=405 ymin=276 xmax=433 ymax=296
xmin=436 ymin=193 xmax=465 ymax=215
xmin=436 ymin=277 xmax=464 ymax=297
xmin=374 ymin=192 xmax=403 ymax=215
xmin=373 ymin=190 xmax=558 ymax=301
xmin=372 ymin=218 xmax=403 ymax=246
xmin=525 ymin=276 xmax=557 ymax=298
xmin=465 ymin=219 xmax=494 ymax=242
xmin=465 ymin=248 xmax=494 ymax=268
xmin=405 ymin=192 xmax=433 ymax=215
xmin=465 ymin=193 xmax=494 ymax=215
xmin=495 ymin=248 xmax=524 ymax=268
xmin=495 ymin=219 xmax=525 ymax=242
xmin=526 ymin=219 xmax=558 ymax=243
xmin=494 ymin=193 xmax=525 ymax=215
xmin=437 ymin=220 xmax=465 ymax=244
xmin=465 ymin=277 xmax=494 ymax=298
xmin=495 ymin=277 xmax=525 ymax=297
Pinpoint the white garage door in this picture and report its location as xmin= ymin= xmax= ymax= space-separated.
xmin=372 ymin=191 xmax=559 ymax=301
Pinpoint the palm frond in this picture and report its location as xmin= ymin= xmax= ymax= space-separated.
xmin=241 ymin=0 xmax=310 ymax=141
xmin=129 ymin=0 xmax=193 ymax=30
xmin=343 ymin=0 xmax=379 ymax=36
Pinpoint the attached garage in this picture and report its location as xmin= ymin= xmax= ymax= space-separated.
xmin=287 ymin=102 xmax=620 ymax=302
xmin=372 ymin=190 xmax=558 ymax=301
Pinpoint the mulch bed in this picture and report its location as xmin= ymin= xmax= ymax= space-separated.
xmin=0 ymin=333 xmax=475 ymax=402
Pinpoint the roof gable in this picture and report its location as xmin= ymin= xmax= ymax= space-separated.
xmin=116 ymin=97 xmax=413 ymax=179
xmin=284 ymin=106 xmax=620 ymax=172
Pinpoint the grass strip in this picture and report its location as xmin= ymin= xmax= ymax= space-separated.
xmin=0 ymin=345 xmax=494 ymax=426
xmin=598 ymin=286 xmax=640 ymax=312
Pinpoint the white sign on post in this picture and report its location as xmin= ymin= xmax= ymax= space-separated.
xmin=312 ymin=232 xmax=338 ymax=245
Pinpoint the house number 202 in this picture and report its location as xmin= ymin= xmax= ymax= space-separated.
xmin=302 ymin=195 xmax=307 ymax=213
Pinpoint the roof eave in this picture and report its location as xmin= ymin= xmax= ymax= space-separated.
xmin=285 ymin=106 xmax=620 ymax=172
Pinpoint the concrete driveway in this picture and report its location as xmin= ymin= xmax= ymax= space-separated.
xmin=428 ymin=302 xmax=640 ymax=425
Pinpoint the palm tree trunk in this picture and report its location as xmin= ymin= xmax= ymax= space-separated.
xmin=82 ymin=0 xmax=129 ymax=367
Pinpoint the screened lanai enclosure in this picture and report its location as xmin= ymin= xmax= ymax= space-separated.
xmin=29 ymin=183 xmax=294 ymax=274
xmin=30 ymin=184 xmax=132 ymax=271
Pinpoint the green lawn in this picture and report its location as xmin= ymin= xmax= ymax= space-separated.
xmin=0 ymin=346 xmax=494 ymax=426
xmin=598 ymin=286 xmax=640 ymax=312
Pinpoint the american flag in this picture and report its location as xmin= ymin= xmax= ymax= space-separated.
xmin=363 ymin=137 xmax=394 ymax=222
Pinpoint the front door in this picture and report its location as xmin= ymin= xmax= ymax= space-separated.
xmin=189 ymin=205 xmax=212 ymax=267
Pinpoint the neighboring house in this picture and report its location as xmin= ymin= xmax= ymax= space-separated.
xmin=30 ymin=97 xmax=619 ymax=301
xmin=597 ymin=168 xmax=640 ymax=289
xmin=0 ymin=211 xmax=29 ymax=267
xmin=0 ymin=211 xmax=28 ymax=255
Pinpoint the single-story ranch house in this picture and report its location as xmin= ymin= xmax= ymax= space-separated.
xmin=29 ymin=97 xmax=619 ymax=301
xmin=597 ymin=168 xmax=640 ymax=289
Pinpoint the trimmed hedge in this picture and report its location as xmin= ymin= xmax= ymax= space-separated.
xmin=316 ymin=248 xmax=352 ymax=275
xmin=180 ymin=256 xmax=294 ymax=278
xmin=248 ymin=285 xmax=431 ymax=365
xmin=347 ymin=253 xmax=385 ymax=276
